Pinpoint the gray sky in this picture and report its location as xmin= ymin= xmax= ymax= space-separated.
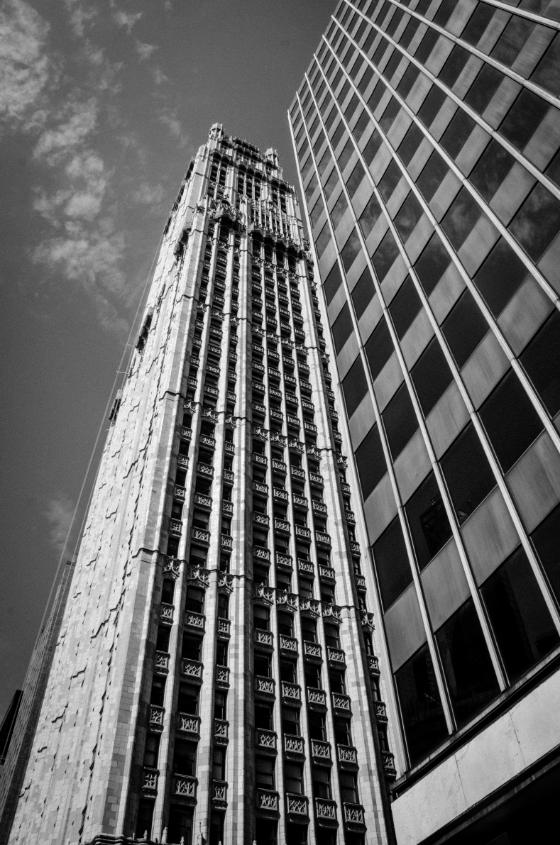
xmin=0 ymin=0 xmax=328 ymax=716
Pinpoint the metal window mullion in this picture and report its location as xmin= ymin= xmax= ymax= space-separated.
xmin=325 ymin=20 xmax=560 ymax=458
xmin=318 ymin=37 xmax=560 ymax=637
xmin=307 ymin=65 xmax=512 ymax=693
xmin=297 ymin=84 xmax=458 ymax=741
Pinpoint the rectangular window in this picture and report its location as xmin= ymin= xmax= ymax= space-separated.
xmin=355 ymin=423 xmax=386 ymax=499
xmin=411 ymin=336 xmax=454 ymax=415
xmin=382 ymin=383 xmax=419 ymax=459
xmin=479 ymin=371 xmax=543 ymax=472
xmin=405 ymin=471 xmax=452 ymax=568
xmin=342 ymin=356 xmax=368 ymax=418
xmin=364 ymin=318 xmax=393 ymax=381
xmin=388 ymin=276 xmax=422 ymax=338
xmin=395 ymin=644 xmax=448 ymax=765
xmin=373 ymin=517 xmax=412 ymax=609
xmin=520 ymin=311 xmax=560 ymax=416
xmin=441 ymin=289 xmax=488 ymax=368
xmin=440 ymin=422 xmax=496 ymax=523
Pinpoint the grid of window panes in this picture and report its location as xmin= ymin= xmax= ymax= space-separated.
xmin=289 ymin=0 xmax=560 ymax=770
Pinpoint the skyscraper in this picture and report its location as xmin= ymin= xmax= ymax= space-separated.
xmin=2 ymin=125 xmax=394 ymax=845
xmin=289 ymin=1 xmax=560 ymax=842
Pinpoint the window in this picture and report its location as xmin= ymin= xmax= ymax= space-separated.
xmin=464 ymin=62 xmax=504 ymax=114
xmin=482 ymin=548 xmax=559 ymax=683
xmin=341 ymin=228 xmax=362 ymax=272
xmin=405 ymin=471 xmax=452 ymax=568
xmin=339 ymin=771 xmax=359 ymax=803
xmin=378 ymin=161 xmax=402 ymax=202
xmin=332 ymin=302 xmax=353 ymax=353
xmin=373 ymin=517 xmax=412 ymax=609
xmin=435 ymin=600 xmax=499 ymax=727
xmin=359 ymin=193 xmax=381 ymax=234
xmin=283 ymin=707 xmax=300 ymax=736
xmin=144 ymin=733 xmax=160 ymax=768
xmin=212 ymin=747 xmax=226 ymax=781
xmin=371 ymin=230 xmax=400 ymax=280
xmin=341 ymin=356 xmax=368 ymax=417
xmin=441 ymin=187 xmax=485 ymax=251
xmin=531 ymin=31 xmax=560 ymax=95
xmin=440 ymin=108 xmax=477 ymax=159
xmin=441 ymin=289 xmax=488 ymax=368
xmin=313 ymin=768 xmax=332 ymax=799
xmin=479 ymin=370 xmax=543 ymax=472
xmin=441 ymin=423 xmax=496 ymax=523
xmin=323 ymin=261 xmax=343 ymax=305
xmin=382 ymin=383 xmax=418 ymax=459
xmin=351 ymin=266 xmax=375 ymax=319
xmin=531 ymin=504 xmax=560 ymax=606
xmin=255 ymin=756 xmax=275 ymax=789
xmin=414 ymin=233 xmax=451 ymax=296
xmin=473 ymin=237 xmax=527 ymax=316
xmin=509 ymin=182 xmax=560 ymax=261
xmin=500 ymin=89 xmax=550 ymax=152
xmin=173 ymin=739 xmax=197 ymax=775
xmin=520 ymin=311 xmax=560 ymax=416
xmin=393 ymin=194 xmax=424 ymax=243
xmin=418 ymin=86 xmax=446 ymax=127
xmin=395 ymin=643 xmax=448 ymax=765
xmin=411 ymin=337 xmax=453 ymax=416
xmin=388 ymin=276 xmax=422 ymax=338
xmin=284 ymin=763 xmax=304 ymax=794
xmin=439 ymin=44 xmax=470 ymax=87
xmin=470 ymin=140 xmax=517 ymax=207
xmin=364 ymin=318 xmax=393 ymax=380
xmin=397 ymin=123 xmax=424 ymax=166
xmin=356 ymin=424 xmax=386 ymax=499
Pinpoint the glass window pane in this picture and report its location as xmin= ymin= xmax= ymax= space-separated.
xmin=388 ymin=276 xmax=422 ymax=338
xmin=373 ymin=517 xmax=412 ymax=609
xmin=482 ymin=548 xmax=559 ymax=682
xmin=509 ymin=181 xmax=560 ymax=261
xmin=356 ymin=423 xmax=386 ymax=498
xmin=342 ymin=355 xmax=368 ymax=417
xmin=382 ymin=383 xmax=419 ymax=459
xmin=441 ymin=289 xmax=489 ymax=368
xmin=500 ymin=89 xmax=550 ymax=152
xmin=405 ymin=471 xmax=452 ymax=569
xmin=411 ymin=337 xmax=454 ymax=416
xmin=323 ymin=261 xmax=343 ymax=305
xmin=479 ymin=370 xmax=543 ymax=472
xmin=365 ymin=318 xmax=394 ymax=380
xmin=351 ymin=267 xmax=376 ymax=318
xmin=414 ymin=232 xmax=451 ymax=296
xmin=341 ymin=228 xmax=362 ymax=271
xmin=372 ymin=230 xmax=400 ymax=280
xmin=395 ymin=644 xmax=448 ymax=765
xmin=473 ymin=237 xmax=528 ymax=317
xmin=531 ymin=503 xmax=560 ymax=606
xmin=441 ymin=422 xmax=496 ymax=523
xmin=520 ymin=311 xmax=560 ymax=416
xmin=332 ymin=302 xmax=353 ymax=353
xmin=435 ymin=600 xmax=499 ymax=727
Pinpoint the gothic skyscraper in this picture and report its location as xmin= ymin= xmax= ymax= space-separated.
xmin=2 ymin=125 xmax=395 ymax=845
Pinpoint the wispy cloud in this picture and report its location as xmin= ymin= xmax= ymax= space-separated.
xmin=131 ymin=181 xmax=165 ymax=207
xmin=45 ymin=494 xmax=75 ymax=553
xmin=136 ymin=40 xmax=158 ymax=61
xmin=0 ymin=0 xmax=51 ymax=128
xmin=113 ymin=10 xmax=142 ymax=34
xmin=33 ymin=99 xmax=98 ymax=164
xmin=159 ymin=106 xmax=188 ymax=145
xmin=63 ymin=0 xmax=97 ymax=37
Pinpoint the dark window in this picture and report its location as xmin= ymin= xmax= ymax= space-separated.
xmin=323 ymin=261 xmax=343 ymax=305
xmin=382 ymin=383 xmax=418 ymax=459
xmin=414 ymin=27 xmax=439 ymax=62
xmin=397 ymin=123 xmax=424 ymax=166
xmin=480 ymin=370 xmax=543 ymax=471
xmin=462 ymin=4 xmax=494 ymax=46
xmin=411 ymin=337 xmax=453 ymax=416
xmin=509 ymin=182 xmax=560 ymax=261
xmin=363 ymin=131 xmax=382 ymax=165
xmin=354 ymin=109 xmax=370 ymax=141
xmin=435 ymin=600 xmax=499 ymax=727
xmin=531 ymin=32 xmax=560 ymax=95
xmin=395 ymin=644 xmax=448 ymax=766
xmin=345 ymin=93 xmax=360 ymax=121
xmin=440 ymin=109 xmax=477 ymax=159
xmin=414 ymin=233 xmax=451 ymax=296
xmin=357 ymin=65 xmax=375 ymax=96
xmin=389 ymin=276 xmax=422 ymax=338
xmin=416 ymin=151 xmax=449 ymax=203
xmin=441 ymin=423 xmax=496 ymax=523
xmin=397 ymin=63 xmax=419 ymax=97
xmin=348 ymin=160 xmax=366 ymax=197
xmin=520 ymin=311 xmax=560 ymax=416
xmin=441 ymin=187 xmax=483 ymax=251
xmin=417 ymin=86 xmax=446 ymax=127
xmin=351 ymin=267 xmax=376 ymax=318
xmin=341 ymin=228 xmax=362 ymax=271
xmin=482 ymin=548 xmax=559 ymax=683
xmin=364 ymin=318 xmax=394 ymax=381
xmin=338 ymin=140 xmax=354 ymax=172
xmin=491 ymin=15 xmax=535 ymax=66
xmin=342 ymin=355 xmax=368 ymax=417
xmin=330 ymin=120 xmax=345 ymax=149
xmin=470 ymin=139 xmax=516 ymax=205
xmin=439 ymin=45 xmax=470 ymax=87
xmin=373 ymin=517 xmax=412 ymax=609
xmin=473 ymin=237 xmax=527 ymax=316
xmin=464 ymin=63 xmax=504 ymax=114
xmin=359 ymin=193 xmax=382 ymax=234
xmin=500 ymin=89 xmax=549 ymax=152
xmin=399 ymin=19 xmax=420 ymax=50
xmin=531 ymin=504 xmax=560 ymax=607
xmin=332 ymin=302 xmax=353 ymax=353
xmin=315 ymin=223 xmax=331 ymax=258
xmin=368 ymin=81 xmax=385 ymax=113
xmin=405 ymin=471 xmax=452 ymax=568
xmin=393 ymin=193 xmax=424 ymax=242
xmin=332 ymin=191 xmax=348 ymax=228
xmin=441 ymin=289 xmax=488 ymax=368
xmin=371 ymin=230 xmax=400 ymax=280
xmin=379 ymin=96 xmax=401 ymax=133
xmin=356 ymin=424 xmax=386 ymax=498
xmin=378 ymin=161 xmax=402 ymax=202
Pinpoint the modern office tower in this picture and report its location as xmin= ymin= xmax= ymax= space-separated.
xmin=3 ymin=125 xmax=395 ymax=845
xmin=288 ymin=1 xmax=560 ymax=843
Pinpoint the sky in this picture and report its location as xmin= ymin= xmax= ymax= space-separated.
xmin=0 ymin=0 xmax=330 ymax=717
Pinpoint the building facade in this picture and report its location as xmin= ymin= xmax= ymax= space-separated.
xmin=288 ymin=1 xmax=560 ymax=843
xmin=3 ymin=126 xmax=395 ymax=845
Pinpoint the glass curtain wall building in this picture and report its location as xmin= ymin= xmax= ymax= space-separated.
xmin=289 ymin=1 xmax=560 ymax=842
xmin=3 ymin=126 xmax=394 ymax=845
